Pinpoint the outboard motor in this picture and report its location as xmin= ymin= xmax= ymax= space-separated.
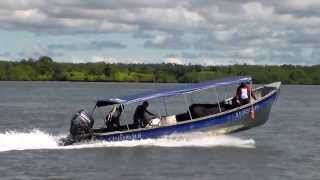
xmin=70 ymin=109 xmax=94 ymax=137
xmin=59 ymin=109 xmax=94 ymax=146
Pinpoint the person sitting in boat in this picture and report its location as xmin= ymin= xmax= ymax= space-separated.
xmin=133 ymin=101 xmax=158 ymax=128
xmin=105 ymin=104 xmax=123 ymax=131
xmin=233 ymin=82 xmax=256 ymax=106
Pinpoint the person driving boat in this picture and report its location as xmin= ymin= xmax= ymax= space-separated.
xmin=133 ymin=101 xmax=158 ymax=128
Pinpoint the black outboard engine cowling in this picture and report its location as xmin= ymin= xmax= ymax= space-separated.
xmin=59 ymin=109 xmax=95 ymax=146
xmin=70 ymin=109 xmax=94 ymax=137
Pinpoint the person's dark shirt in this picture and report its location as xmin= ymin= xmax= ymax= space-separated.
xmin=133 ymin=105 xmax=156 ymax=126
xmin=133 ymin=105 xmax=146 ymax=124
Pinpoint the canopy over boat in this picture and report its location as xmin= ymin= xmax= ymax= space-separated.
xmin=96 ymin=76 xmax=252 ymax=107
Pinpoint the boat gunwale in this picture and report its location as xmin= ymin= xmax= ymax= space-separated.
xmin=94 ymin=83 xmax=280 ymax=136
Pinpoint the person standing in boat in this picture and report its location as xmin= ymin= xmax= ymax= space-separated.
xmin=233 ymin=82 xmax=256 ymax=106
xmin=133 ymin=101 xmax=158 ymax=128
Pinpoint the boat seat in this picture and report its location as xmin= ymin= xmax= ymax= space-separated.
xmin=176 ymin=112 xmax=191 ymax=122
xmin=189 ymin=104 xmax=224 ymax=119
xmin=160 ymin=115 xmax=177 ymax=126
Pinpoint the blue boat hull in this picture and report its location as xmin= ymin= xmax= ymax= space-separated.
xmin=94 ymin=89 xmax=278 ymax=142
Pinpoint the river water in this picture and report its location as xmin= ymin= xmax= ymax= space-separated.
xmin=0 ymin=82 xmax=319 ymax=180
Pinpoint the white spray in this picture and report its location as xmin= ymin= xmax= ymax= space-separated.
xmin=0 ymin=129 xmax=255 ymax=152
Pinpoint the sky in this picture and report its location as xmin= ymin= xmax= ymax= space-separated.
xmin=0 ymin=0 xmax=319 ymax=65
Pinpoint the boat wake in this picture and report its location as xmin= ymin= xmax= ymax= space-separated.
xmin=0 ymin=129 xmax=255 ymax=152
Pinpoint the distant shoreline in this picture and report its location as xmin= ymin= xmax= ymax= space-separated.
xmin=0 ymin=79 xmax=319 ymax=86
xmin=0 ymin=57 xmax=319 ymax=85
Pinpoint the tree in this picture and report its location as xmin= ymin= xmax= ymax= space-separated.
xmin=104 ymin=64 xmax=112 ymax=78
xmin=0 ymin=58 xmax=318 ymax=84
xmin=35 ymin=56 xmax=54 ymax=79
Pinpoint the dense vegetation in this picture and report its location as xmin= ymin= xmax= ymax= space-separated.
xmin=0 ymin=56 xmax=319 ymax=84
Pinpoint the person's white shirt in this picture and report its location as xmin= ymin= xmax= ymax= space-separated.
xmin=240 ymin=88 xmax=249 ymax=100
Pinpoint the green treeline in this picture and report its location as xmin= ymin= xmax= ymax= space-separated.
xmin=0 ymin=56 xmax=319 ymax=84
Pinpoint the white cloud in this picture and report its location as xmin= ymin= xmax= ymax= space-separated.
xmin=89 ymin=56 xmax=118 ymax=64
xmin=239 ymin=48 xmax=257 ymax=58
xmin=285 ymin=0 xmax=320 ymax=10
xmin=12 ymin=9 xmax=47 ymax=23
xmin=163 ymin=57 xmax=186 ymax=65
xmin=138 ymin=7 xmax=205 ymax=30
xmin=0 ymin=0 xmax=319 ymax=64
xmin=151 ymin=34 xmax=167 ymax=45
xmin=242 ymin=2 xmax=274 ymax=20
xmin=214 ymin=29 xmax=236 ymax=42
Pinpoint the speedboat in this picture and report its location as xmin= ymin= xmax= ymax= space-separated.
xmin=59 ymin=76 xmax=281 ymax=146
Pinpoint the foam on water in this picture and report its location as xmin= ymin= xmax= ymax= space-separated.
xmin=0 ymin=129 xmax=255 ymax=152
xmin=0 ymin=129 xmax=60 ymax=152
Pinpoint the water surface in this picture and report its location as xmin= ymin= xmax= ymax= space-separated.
xmin=0 ymin=82 xmax=319 ymax=180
